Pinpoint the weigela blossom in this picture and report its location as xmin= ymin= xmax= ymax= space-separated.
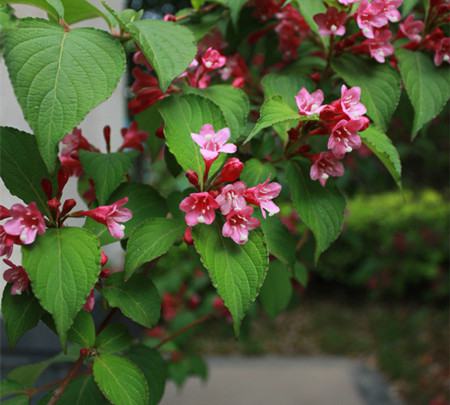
xmin=365 ymin=28 xmax=395 ymax=63
xmin=81 ymin=198 xmax=132 ymax=239
xmin=356 ymin=0 xmax=388 ymax=39
xmin=3 ymin=202 xmax=46 ymax=245
xmin=313 ymin=7 xmax=347 ymax=37
xmin=215 ymin=182 xmax=247 ymax=215
xmin=119 ymin=121 xmax=149 ymax=152
xmin=3 ymin=259 xmax=30 ymax=295
xmin=310 ymin=152 xmax=345 ymax=186
xmin=338 ymin=0 xmax=359 ymax=4
xmin=60 ymin=128 xmax=97 ymax=176
xmin=399 ymin=15 xmax=424 ymax=43
xmin=222 ymin=207 xmax=260 ymax=245
xmin=376 ymin=0 xmax=402 ymax=23
xmin=328 ymin=119 xmax=365 ymax=158
xmin=295 ymin=88 xmax=325 ymax=116
xmin=191 ymin=124 xmax=237 ymax=162
xmin=340 ymin=85 xmax=367 ymax=119
xmin=0 ymin=226 xmax=17 ymax=257
xmin=245 ymin=180 xmax=282 ymax=218
xmin=179 ymin=192 xmax=219 ymax=226
xmin=434 ymin=37 xmax=450 ymax=66
xmin=201 ymin=47 xmax=227 ymax=70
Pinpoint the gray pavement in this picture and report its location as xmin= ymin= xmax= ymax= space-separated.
xmin=161 ymin=356 xmax=402 ymax=405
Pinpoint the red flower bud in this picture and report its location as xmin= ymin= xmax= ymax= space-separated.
xmin=80 ymin=348 xmax=90 ymax=357
xmin=41 ymin=178 xmax=53 ymax=200
xmin=57 ymin=169 xmax=69 ymax=198
xmin=47 ymin=198 xmax=61 ymax=212
xmin=187 ymin=293 xmax=201 ymax=309
xmin=185 ymin=170 xmax=199 ymax=187
xmin=163 ymin=14 xmax=177 ymax=22
xmin=61 ymin=199 xmax=76 ymax=216
xmin=103 ymin=125 xmax=111 ymax=152
xmin=156 ymin=126 xmax=165 ymax=139
xmin=218 ymin=158 xmax=244 ymax=183
xmin=100 ymin=251 xmax=109 ymax=267
xmin=183 ymin=227 xmax=193 ymax=245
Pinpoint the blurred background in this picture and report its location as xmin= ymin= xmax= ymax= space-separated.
xmin=1 ymin=1 xmax=449 ymax=404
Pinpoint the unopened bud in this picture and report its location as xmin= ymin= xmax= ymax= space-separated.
xmin=156 ymin=126 xmax=165 ymax=139
xmin=100 ymin=251 xmax=109 ymax=266
xmin=183 ymin=227 xmax=193 ymax=245
xmin=61 ymin=198 xmax=76 ymax=216
xmin=41 ymin=178 xmax=53 ymax=200
xmin=218 ymin=158 xmax=244 ymax=183
xmin=185 ymin=170 xmax=199 ymax=187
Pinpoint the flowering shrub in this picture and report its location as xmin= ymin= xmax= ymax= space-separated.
xmin=0 ymin=0 xmax=448 ymax=403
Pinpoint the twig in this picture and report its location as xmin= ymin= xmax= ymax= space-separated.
xmin=98 ymin=308 xmax=118 ymax=334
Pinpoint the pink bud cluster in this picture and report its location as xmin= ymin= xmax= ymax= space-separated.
xmin=295 ymin=85 xmax=370 ymax=186
xmin=83 ymin=251 xmax=111 ymax=312
xmin=179 ymin=124 xmax=281 ymax=245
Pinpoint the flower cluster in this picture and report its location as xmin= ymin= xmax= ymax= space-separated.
xmin=179 ymin=124 xmax=281 ymax=245
xmin=295 ymin=85 xmax=369 ymax=186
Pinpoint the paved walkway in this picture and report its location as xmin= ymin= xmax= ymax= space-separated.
xmin=161 ymin=357 xmax=402 ymax=405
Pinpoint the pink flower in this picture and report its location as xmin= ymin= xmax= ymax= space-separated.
xmin=0 ymin=226 xmax=16 ymax=257
xmin=366 ymin=28 xmax=394 ymax=63
xmin=3 ymin=203 xmax=46 ymax=245
xmin=217 ymin=158 xmax=244 ymax=183
xmin=399 ymin=15 xmax=424 ymax=43
xmin=222 ymin=206 xmax=260 ymax=245
xmin=310 ymin=152 xmax=345 ymax=186
xmin=337 ymin=0 xmax=359 ymax=4
xmin=216 ymin=182 xmax=247 ymax=215
xmin=179 ymin=192 xmax=219 ymax=226
xmin=3 ymin=259 xmax=30 ymax=295
xmin=119 ymin=121 xmax=149 ymax=152
xmin=0 ymin=205 xmax=10 ymax=220
xmin=356 ymin=0 xmax=388 ymax=39
xmin=340 ymin=85 xmax=367 ymax=119
xmin=374 ymin=0 xmax=402 ymax=23
xmin=201 ymin=47 xmax=227 ymax=70
xmin=82 ymin=198 xmax=132 ymax=239
xmin=191 ymin=124 xmax=237 ymax=162
xmin=60 ymin=128 xmax=97 ymax=176
xmin=295 ymin=88 xmax=325 ymax=116
xmin=328 ymin=119 xmax=366 ymax=158
xmin=313 ymin=7 xmax=347 ymax=36
xmin=434 ymin=37 xmax=450 ymax=66
xmin=83 ymin=289 xmax=95 ymax=312
xmin=245 ymin=180 xmax=282 ymax=218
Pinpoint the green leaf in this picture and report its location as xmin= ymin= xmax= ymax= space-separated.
xmin=3 ymin=18 xmax=125 ymax=172
xmin=1 ymin=286 xmax=43 ymax=347
xmin=52 ymin=375 xmax=107 ymax=405
xmin=2 ymin=395 xmax=28 ymax=404
xmin=102 ymin=273 xmax=161 ymax=328
xmin=96 ymin=324 xmax=132 ymax=354
xmin=78 ymin=151 xmax=137 ymax=204
xmin=0 ymin=127 xmax=52 ymax=215
xmin=158 ymin=94 xmax=226 ymax=182
xmin=240 ymin=158 xmax=277 ymax=186
xmin=293 ymin=262 xmax=308 ymax=287
xmin=68 ymin=311 xmax=96 ymax=348
xmin=193 ymin=224 xmax=269 ymax=335
xmin=93 ymin=354 xmax=149 ymax=405
xmin=127 ymin=19 xmax=196 ymax=92
xmin=261 ymin=216 xmax=297 ymax=266
xmin=1 ymin=380 xmax=25 ymax=398
xmin=7 ymin=359 xmax=54 ymax=387
xmin=46 ymin=0 xmax=64 ymax=18
xmin=245 ymin=96 xmax=304 ymax=143
xmin=259 ymin=260 xmax=293 ymax=318
xmin=286 ymin=160 xmax=346 ymax=262
xmin=396 ymin=49 xmax=450 ymax=136
xmin=184 ymin=84 xmax=249 ymax=139
xmin=332 ymin=54 xmax=401 ymax=131
xmin=295 ymin=0 xmax=326 ymax=37
xmin=216 ymin=0 xmax=247 ymax=26
xmin=83 ymin=218 xmax=116 ymax=247
xmin=125 ymin=217 xmax=185 ymax=279
xmin=360 ymin=126 xmax=402 ymax=188
xmin=22 ymin=227 xmax=101 ymax=345
xmin=127 ymin=346 xmax=167 ymax=405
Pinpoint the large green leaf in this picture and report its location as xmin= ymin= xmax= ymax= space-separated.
xmin=286 ymin=160 xmax=346 ymax=262
xmin=95 ymin=324 xmax=132 ymax=354
xmin=193 ymin=224 xmax=268 ymax=334
xmin=0 ymin=127 xmax=52 ymax=215
xmin=127 ymin=346 xmax=167 ymax=405
xmin=22 ymin=227 xmax=101 ymax=344
xmin=127 ymin=19 xmax=196 ymax=92
xmin=52 ymin=375 xmax=107 ymax=405
xmin=396 ymin=49 xmax=450 ymax=136
xmin=240 ymin=158 xmax=277 ymax=186
xmin=3 ymin=18 xmax=125 ymax=171
xmin=93 ymin=354 xmax=149 ymax=405
xmin=78 ymin=151 xmax=137 ymax=204
xmin=332 ymin=54 xmax=401 ymax=131
xmin=158 ymin=94 xmax=226 ymax=182
xmin=259 ymin=260 xmax=293 ymax=318
xmin=1 ymin=286 xmax=43 ymax=347
xmin=102 ymin=273 xmax=161 ymax=328
xmin=184 ymin=85 xmax=249 ymax=139
xmin=125 ymin=217 xmax=185 ymax=279
xmin=260 ymin=216 xmax=297 ymax=266
xmin=360 ymin=126 xmax=402 ymax=188
xmin=67 ymin=310 xmax=96 ymax=348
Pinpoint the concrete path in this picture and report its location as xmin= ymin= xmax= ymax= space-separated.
xmin=161 ymin=357 xmax=402 ymax=405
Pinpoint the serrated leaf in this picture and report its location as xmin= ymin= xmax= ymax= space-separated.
xmin=102 ymin=273 xmax=161 ymax=328
xmin=245 ymin=96 xmax=304 ymax=143
xmin=185 ymin=84 xmax=249 ymax=139
xmin=360 ymin=126 xmax=402 ymax=188
xmin=193 ymin=224 xmax=268 ymax=335
xmin=158 ymin=94 xmax=226 ymax=183
xmin=96 ymin=324 xmax=132 ymax=354
xmin=22 ymin=227 xmax=101 ymax=345
xmin=332 ymin=54 xmax=401 ymax=131
xmin=127 ymin=346 xmax=167 ymax=405
xmin=396 ymin=49 xmax=450 ymax=136
xmin=3 ymin=18 xmax=125 ymax=172
xmin=68 ymin=311 xmax=95 ymax=348
xmin=1 ymin=286 xmax=43 ymax=347
xmin=0 ymin=127 xmax=52 ymax=216
xmin=293 ymin=262 xmax=308 ymax=287
xmin=93 ymin=354 xmax=149 ymax=405
xmin=286 ymin=160 xmax=346 ymax=262
xmin=127 ymin=19 xmax=196 ymax=92
xmin=125 ymin=218 xmax=185 ymax=279
xmin=240 ymin=158 xmax=277 ymax=186
xmin=261 ymin=216 xmax=297 ymax=266
xmin=78 ymin=151 xmax=137 ymax=204
xmin=259 ymin=260 xmax=293 ymax=318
